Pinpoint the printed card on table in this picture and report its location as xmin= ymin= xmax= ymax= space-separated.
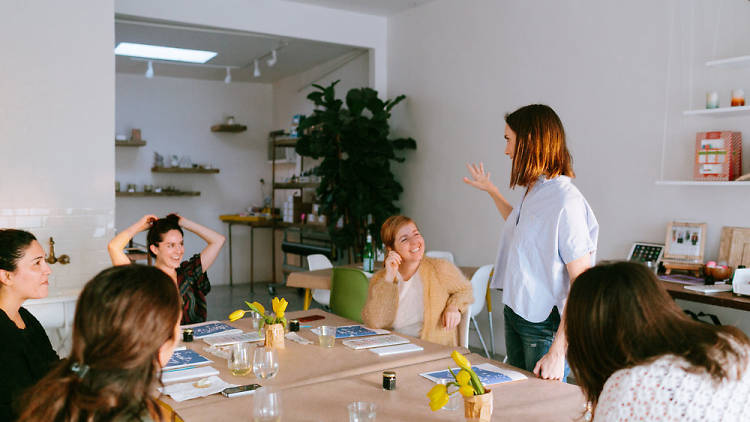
xmin=311 ymin=325 xmax=389 ymax=339
xmin=420 ymin=363 xmax=526 ymax=386
xmin=164 ymin=349 xmax=212 ymax=370
xmin=181 ymin=320 xmax=242 ymax=339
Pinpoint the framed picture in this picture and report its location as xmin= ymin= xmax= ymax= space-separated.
xmin=664 ymin=222 xmax=707 ymax=262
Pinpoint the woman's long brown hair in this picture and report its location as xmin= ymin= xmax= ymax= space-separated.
xmin=17 ymin=265 xmax=181 ymax=422
xmin=505 ymin=104 xmax=574 ymax=188
xmin=565 ymin=261 xmax=749 ymax=413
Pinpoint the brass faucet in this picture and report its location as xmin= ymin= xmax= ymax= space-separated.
xmin=46 ymin=237 xmax=70 ymax=265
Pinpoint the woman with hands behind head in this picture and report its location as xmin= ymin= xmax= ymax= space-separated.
xmin=361 ymin=215 xmax=472 ymax=346
xmin=108 ymin=214 xmax=225 ymax=324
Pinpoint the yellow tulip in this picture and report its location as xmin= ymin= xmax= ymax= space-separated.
xmin=228 ymin=309 xmax=245 ymax=322
xmin=426 ymin=384 xmax=449 ymax=411
xmin=272 ymin=297 xmax=288 ymax=319
xmin=459 ymin=385 xmax=475 ymax=397
xmin=451 ymin=350 xmax=471 ymax=371
xmin=456 ymin=369 xmax=471 ymax=386
xmin=246 ymin=301 xmax=265 ymax=316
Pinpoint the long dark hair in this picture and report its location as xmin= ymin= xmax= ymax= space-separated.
xmin=18 ymin=265 xmax=181 ymax=422
xmin=147 ymin=214 xmax=183 ymax=258
xmin=565 ymin=261 xmax=749 ymax=412
xmin=0 ymin=229 xmax=37 ymax=272
xmin=505 ymin=104 xmax=574 ymax=188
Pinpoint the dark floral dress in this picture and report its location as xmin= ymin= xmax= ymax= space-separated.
xmin=177 ymin=254 xmax=211 ymax=324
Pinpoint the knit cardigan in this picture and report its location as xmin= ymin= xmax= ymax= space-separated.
xmin=361 ymin=257 xmax=473 ymax=347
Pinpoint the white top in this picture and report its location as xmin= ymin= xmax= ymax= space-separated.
xmin=392 ymin=272 xmax=424 ymax=338
xmin=595 ymin=353 xmax=750 ymax=421
xmin=492 ymin=175 xmax=598 ymax=322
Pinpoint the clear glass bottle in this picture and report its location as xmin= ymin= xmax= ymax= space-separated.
xmin=363 ymin=232 xmax=374 ymax=272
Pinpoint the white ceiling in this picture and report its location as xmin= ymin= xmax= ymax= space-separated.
xmin=281 ymin=0 xmax=436 ymax=16
xmin=115 ymin=18 xmax=364 ymax=83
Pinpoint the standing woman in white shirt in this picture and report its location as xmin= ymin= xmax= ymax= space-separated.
xmin=565 ymin=262 xmax=750 ymax=421
xmin=463 ymin=104 xmax=598 ymax=380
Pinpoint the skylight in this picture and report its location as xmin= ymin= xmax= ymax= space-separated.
xmin=114 ymin=42 xmax=217 ymax=63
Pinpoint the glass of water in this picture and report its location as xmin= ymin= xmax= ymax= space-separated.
xmin=253 ymin=346 xmax=279 ymax=380
xmin=228 ymin=343 xmax=252 ymax=376
xmin=253 ymin=387 xmax=282 ymax=422
xmin=439 ymin=379 xmax=461 ymax=411
xmin=347 ymin=401 xmax=376 ymax=422
xmin=318 ymin=325 xmax=336 ymax=348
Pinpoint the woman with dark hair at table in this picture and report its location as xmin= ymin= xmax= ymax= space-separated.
xmin=362 ymin=215 xmax=473 ymax=346
xmin=108 ymin=213 xmax=225 ymax=324
xmin=17 ymin=264 xmax=183 ymax=422
xmin=566 ymin=261 xmax=750 ymax=421
xmin=0 ymin=229 xmax=58 ymax=421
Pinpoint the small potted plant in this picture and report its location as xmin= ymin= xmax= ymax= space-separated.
xmin=427 ymin=351 xmax=493 ymax=421
xmin=229 ymin=297 xmax=288 ymax=349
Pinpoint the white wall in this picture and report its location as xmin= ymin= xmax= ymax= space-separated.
xmin=115 ymin=0 xmax=388 ymax=94
xmin=387 ymin=0 xmax=750 ymax=355
xmin=0 ymin=1 xmax=115 ymax=292
xmin=116 ymin=74 xmax=273 ymax=285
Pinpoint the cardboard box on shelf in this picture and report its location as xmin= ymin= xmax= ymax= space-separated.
xmin=694 ymin=131 xmax=742 ymax=181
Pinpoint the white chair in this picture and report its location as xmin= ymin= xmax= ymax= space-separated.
xmin=467 ymin=264 xmax=494 ymax=358
xmin=307 ymin=254 xmax=333 ymax=306
xmin=425 ymin=250 xmax=455 ymax=264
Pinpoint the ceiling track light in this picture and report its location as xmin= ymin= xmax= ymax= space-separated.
xmin=224 ymin=67 xmax=232 ymax=84
xmin=253 ymin=59 xmax=261 ymax=78
xmin=145 ymin=60 xmax=154 ymax=78
xmin=266 ymin=49 xmax=277 ymax=67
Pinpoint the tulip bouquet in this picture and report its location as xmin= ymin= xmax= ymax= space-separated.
xmin=229 ymin=297 xmax=288 ymax=333
xmin=427 ymin=351 xmax=487 ymax=411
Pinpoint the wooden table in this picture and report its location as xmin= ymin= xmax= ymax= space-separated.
xmin=661 ymin=280 xmax=750 ymax=312
xmin=219 ymin=215 xmax=276 ymax=290
xmin=175 ymin=351 xmax=584 ymax=422
xmin=287 ymin=265 xmax=480 ymax=310
xmin=164 ymin=310 xmax=469 ymax=412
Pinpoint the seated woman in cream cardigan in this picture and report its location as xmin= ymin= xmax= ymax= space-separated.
xmin=361 ymin=215 xmax=473 ymax=346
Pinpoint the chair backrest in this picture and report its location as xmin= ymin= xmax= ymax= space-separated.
xmin=307 ymin=254 xmax=333 ymax=271
xmin=458 ymin=311 xmax=470 ymax=348
xmin=469 ymin=265 xmax=494 ymax=318
xmin=330 ymin=268 xmax=370 ymax=323
xmin=425 ymin=250 xmax=455 ymax=265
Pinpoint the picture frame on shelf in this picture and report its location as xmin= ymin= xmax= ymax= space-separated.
xmin=664 ymin=221 xmax=707 ymax=262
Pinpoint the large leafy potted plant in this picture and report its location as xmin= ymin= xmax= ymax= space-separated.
xmin=295 ymin=81 xmax=416 ymax=257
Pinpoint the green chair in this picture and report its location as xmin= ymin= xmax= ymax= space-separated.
xmin=330 ymin=268 xmax=370 ymax=323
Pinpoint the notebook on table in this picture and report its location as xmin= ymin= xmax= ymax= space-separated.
xmin=161 ymin=366 xmax=220 ymax=384
xmin=182 ymin=321 xmax=242 ymax=339
xmin=202 ymin=331 xmax=264 ymax=347
xmin=369 ymin=343 xmax=424 ymax=356
xmin=342 ymin=334 xmax=410 ymax=350
xmin=164 ymin=349 xmax=212 ymax=370
xmin=311 ymin=325 xmax=389 ymax=339
xmin=420 ymin=363 xmax=527 ymax=386
xmin=684 ymin=284 xmax=732 ymax=294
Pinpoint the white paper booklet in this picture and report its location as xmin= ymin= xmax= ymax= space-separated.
xmin=420 ymin=363 xmax=526 ymax=386
xmin=311 ymin=325 xmax=389 ymax=339
xmin=369 ymin=343 xmax=424 ymax=356
xmin=162 ymin=375 xmax=237 ymax=402
xmin=343 ymin=334 xmax=410 ymax=350
xmin=162 ymin=366 xmax=219 ymax=383
xmin=202 ymin=331 xmax=264 ymax=347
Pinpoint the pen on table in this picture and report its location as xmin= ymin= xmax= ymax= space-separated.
xmin=163 ymin=366 xmax=197 ymax=373
xmin=300 ymin=325 xmax=312 ymax=328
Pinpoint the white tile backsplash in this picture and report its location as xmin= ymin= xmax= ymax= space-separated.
xmin=2 ymin=207 xmax=114 ymax=291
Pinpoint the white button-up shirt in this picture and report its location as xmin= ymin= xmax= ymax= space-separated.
xmin=491 ymin=175 xmax=599 ymax=323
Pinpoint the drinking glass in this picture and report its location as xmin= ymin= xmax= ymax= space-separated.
xmin=318 ymin=325 xmax=336 ymax=348
xmin=250 ymin=311 xmax=263 ymax=329
xmin=253 ymin=347 xmax=279 ymax=380
xmin=228 ymin=343 xmax=252 ymax=376
xmin=253 ymin=387 xmax=282 ymax=422
xmin=347 ymin=401 xmax=376 ymax=422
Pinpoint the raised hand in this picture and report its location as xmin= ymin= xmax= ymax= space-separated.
xmin=136 ymin=214 xmax=158 ymax=232
xmin=384 ymin=250 xmax=403 ymax=283
xmin=463 ymin=162 xmax=496 ymax=193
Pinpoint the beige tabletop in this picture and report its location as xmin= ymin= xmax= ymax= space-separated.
xmin=163 ymin=310 xmax=469 ymax=412
xmin=177 ymin=353 xmax=585 ymax=421
xmin=287 ymin=265 xmax=480 ymax=290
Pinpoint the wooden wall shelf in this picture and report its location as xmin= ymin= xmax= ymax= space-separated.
xmin=273 ymin=182 xmax=319 ymax=189
xmin=273 ymin=137 xmax=299 ymax=147
xmin=151 ymin=167 xmax=220 ymax=174
xmin=211 ymin=124 xmax=247 ymax=133
xmin=116 ymin=191 xmax=201 ymax=197
xmin=115 ymin=139 xmax=146 ymax=147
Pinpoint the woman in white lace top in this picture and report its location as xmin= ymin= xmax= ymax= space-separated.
xmin=565 ymin=261 xmax=750 ymax=421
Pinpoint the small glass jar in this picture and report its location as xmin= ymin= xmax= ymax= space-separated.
xmin=382 ymin=371 xmax=396 ymax=390
xmin=182 ymin=328 xmax=194 ymax=342
xmin=289 ymin=319 xmax=300 ymax=332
